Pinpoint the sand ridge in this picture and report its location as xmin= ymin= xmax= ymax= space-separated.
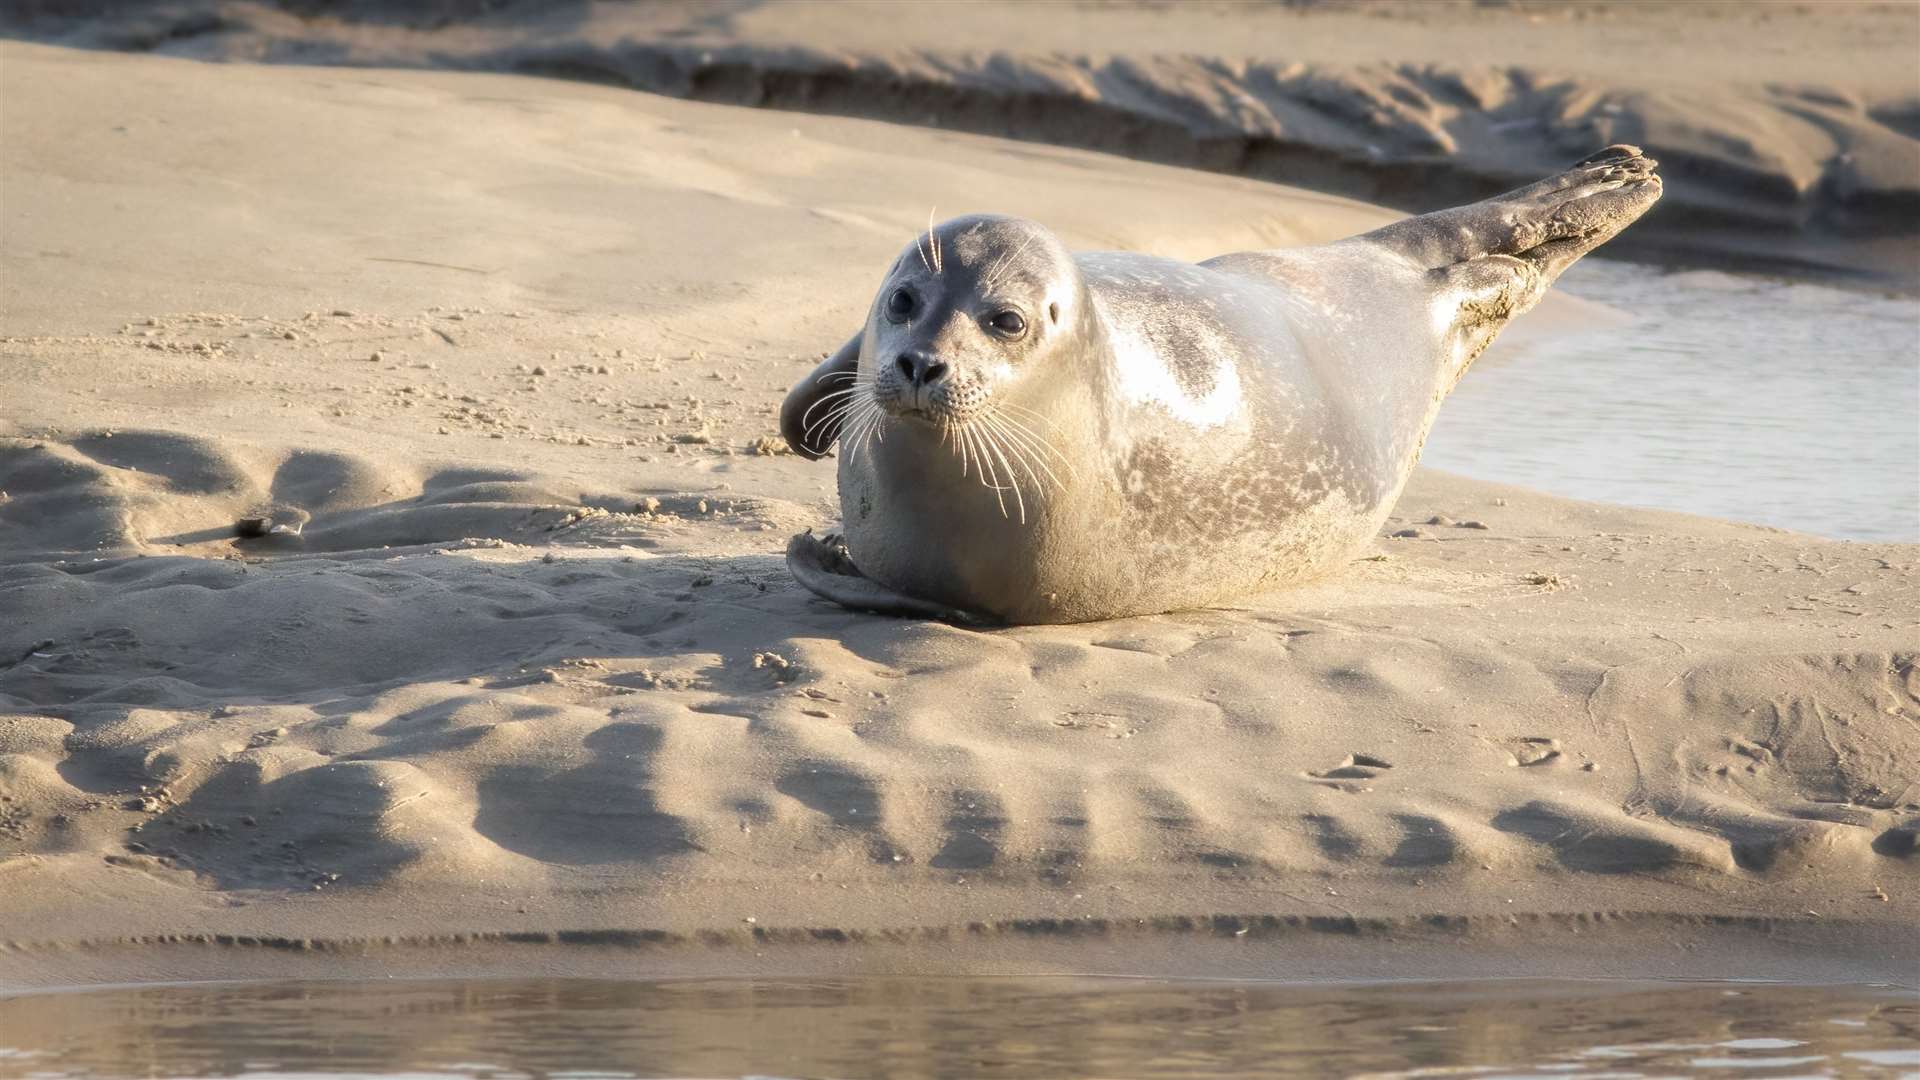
xmin=0 ymin=43 xmax=1915 ymax=986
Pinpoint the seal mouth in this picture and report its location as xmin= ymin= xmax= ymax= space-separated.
xmin=878 ymin=394 xmax=943 ymax=424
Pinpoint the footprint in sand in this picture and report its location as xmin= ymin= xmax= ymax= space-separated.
xmin=1304 ymin=753 xmax=1394 ymax=788
xmin=1506 ymin=737 xmax=1564 ymax=768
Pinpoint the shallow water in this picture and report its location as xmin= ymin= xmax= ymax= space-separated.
xmin=2 ymin=977 xmax=1915 ymax=1079
xmin=1426 ymin=263 xmax=1920 ymax=542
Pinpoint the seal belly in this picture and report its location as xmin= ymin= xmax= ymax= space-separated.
xmin=1068 ymin=256 xmax=1417 ymax=616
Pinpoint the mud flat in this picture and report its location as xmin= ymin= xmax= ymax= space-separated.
xmin=0 ymin=44 xmax=1915 ymax=989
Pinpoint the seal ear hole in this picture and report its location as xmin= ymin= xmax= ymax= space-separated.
xmin=1048 ymin=301 xmax=1060 ymax=324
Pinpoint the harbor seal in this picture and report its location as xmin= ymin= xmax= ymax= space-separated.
xmin=781 ymin=145 xmax=1661 ymax=624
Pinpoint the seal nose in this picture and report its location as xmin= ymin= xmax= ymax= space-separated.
xmin=894 ymin=351 xmax=949 ymax=387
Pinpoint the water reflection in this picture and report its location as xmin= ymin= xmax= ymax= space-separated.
xmin=1427 ymin=263 xmax=1920 ymax=542
xmin=1 ymin=977 xmax=1913 ymax=1079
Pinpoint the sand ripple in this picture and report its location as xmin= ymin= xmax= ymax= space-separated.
xmin=2 ymin=431 xmax=1913 ymax=938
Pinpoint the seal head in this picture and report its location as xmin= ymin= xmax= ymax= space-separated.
xmin=791 ymin=215 xmax=1090 ymax=468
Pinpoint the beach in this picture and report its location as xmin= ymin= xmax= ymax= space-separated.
xmin=1 ymin=14 xmax=1916 ymax=994
xmin=13 ymin=0 xmax=1920 ymax=285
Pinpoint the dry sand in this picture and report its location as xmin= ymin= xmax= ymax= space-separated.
xmin=12 ymin=0 xmax=1919 ymax=284
xmin=0 ymin=42 xmax=1916 ymax=990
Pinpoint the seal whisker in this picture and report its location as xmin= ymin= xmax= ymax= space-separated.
xmin=803 ymin=399 xmax=863 ymax=443
xmin=1001 ymin=436 xmax=1072 ymax=486
xmin=992 ymin=402 xmax=1071 ymax=446
xmin=952 ymin=419 xmax=973 ymax=478
xmin=984 ymin=411 xmax=1076 ymax=488
xmin=803 ymin=400 xmax=854 ymax=437
xmin=975 ymin=422 xmax=1027 ymax=523
xmin=981 ymin=231 xmax=1035 ymax=294
xmin=988 ymin=424 xmax=1032 ymax=524
xmin=803 ymin=405 xmax=850 ymax=442
xmin=984 ymin=407 xmax=1056 ymax=451
xmin=957 ymin=422 xmax=977 ymax=481
xmin=983 ymin=412 xmax=1063 ymax=495
xmin=845 ymin=413 xmax=873 ymax=463
xmin=799 ymin=385 xmax=863 ymax=431
xmin=962 ymin=424 xmax=1012 ymax=519
xmin=998 ymin=413 xmax=1090 ymax=476
xmin=973 ymin=426 xmax=1005 ymax=493
xmin=800 ymin=377 xmax=879 ymax=439
xmin=938 ymin=419 xmax=965 ymax=478
xmin=838 ymin=402 xmax=882 ymax=462
xmin=994 ymin=399 xmax=1068 ymax=437
xmin=967 ymin=424 xmax=1009 ymax=490
xmin=992 ymin=416 xmax=1054 ymax=499
xmin=857 ymin=405 xmax=886 ymax=460
xmin=970 ymin=427 xmax=1009 ymax=520
xmin=981 ymin=417 xmax=1042 ymax=524
xmin=980 ymin=249 xmax=1011 ymax=294
xmin=927 ymin=206 xmax=943 ymax=274
xmin=826 ymin=403 xmax=862 ymax=456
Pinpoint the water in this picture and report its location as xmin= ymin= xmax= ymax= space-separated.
xmin=2 ymin=977 xmax=1914 ymax=1079
xmin=1425 ymin=263 xmax=1920 ymax=542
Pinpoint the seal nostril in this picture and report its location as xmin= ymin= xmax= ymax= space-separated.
xmin=896 ymin=353 xmax=947 ymax=386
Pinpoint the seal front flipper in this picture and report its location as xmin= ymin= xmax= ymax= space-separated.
xmin=786 ymin=531 xmax=998 ymax=626
xmin=780 ymin=333 xmax=863 ymax=459
xmin=779 ymin=337 xmax=995 ymax=625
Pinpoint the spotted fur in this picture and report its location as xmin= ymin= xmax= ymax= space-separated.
xmin=781 ymin=146 xmax=1662 ymax=623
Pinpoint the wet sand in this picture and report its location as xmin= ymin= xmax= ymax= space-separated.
xmin=6 ymin=976 xmax=1915 ymax=1078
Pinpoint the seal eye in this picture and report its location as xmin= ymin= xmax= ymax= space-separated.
xmin=885 ymin=288 xmax=915 ymax=324
xmin=988 ymin=310 xmax=1027 ymax=337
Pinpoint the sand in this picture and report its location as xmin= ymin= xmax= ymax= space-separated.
xmin=0 ymin=40 xmax=1916 ymax=991
xmin=10 ymin=0 xmax=1919 ymax=286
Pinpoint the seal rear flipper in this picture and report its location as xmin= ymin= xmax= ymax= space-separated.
xmin=1436 ymin=254 xmax=1547 ymax=377
xmin=786 ymin=531 xmax=998 ymax=627
xmin=779 ymin=333 xmax=864 ymax=459
xmin=1356 ymin=144 xmax=1662 ymax=280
